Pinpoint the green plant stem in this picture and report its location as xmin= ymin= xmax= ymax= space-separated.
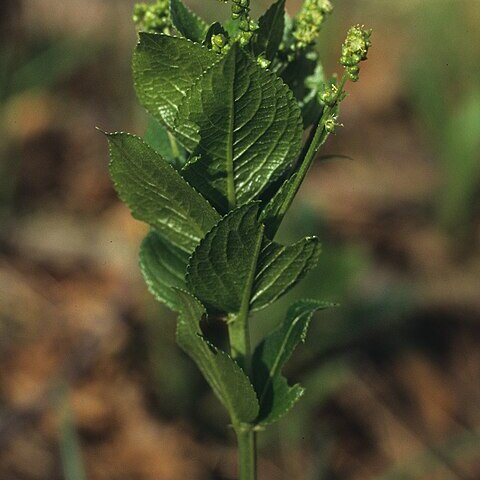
xmin=228 ymin=312 xmax=252 ymax=371
xmin=227 ymin=224 xmax=264 ymax=480
xmin=275 ymin=74 xmax=348 ymax=228
xmin=227 ymin=224 xmax=264 ymax=372
xmin=235 ymin=425 xmax=257 ymax=480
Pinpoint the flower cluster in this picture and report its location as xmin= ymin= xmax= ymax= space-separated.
xmin=133 ymin=0 xmax=170 ymax=34
xmin=231 ymin=0 xmax=258 ymax=46
xmin=340 ymin=25 xmax=372 ymax=81
xmin=211 ymin=34 xmax=230 ymax=54
xmin=293 ymin=0 xmax=333 ymax=50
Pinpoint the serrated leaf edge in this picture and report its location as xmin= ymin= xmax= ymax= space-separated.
xmin=258 ymin=383 xmax=305 ymax=426
xmin=184 ymin=201 xmax=262 ymax=300
xmin=106 ymin=131 xmax=220 ymax=217
xmin=251 ymin=236 xmax=322 ymax=310
xmin=170 ymin=0 xmax=209 ymax=42
xmin=138 ymin=232 xmax=187 ymax=312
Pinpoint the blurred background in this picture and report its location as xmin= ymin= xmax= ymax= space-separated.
xmin=1 ymin=0 xmax=479 ymax=479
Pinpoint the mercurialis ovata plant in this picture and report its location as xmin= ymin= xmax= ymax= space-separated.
xmin=103 ymin=1 xmax=371 ymax=478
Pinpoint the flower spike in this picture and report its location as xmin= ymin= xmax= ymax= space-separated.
xmin=293 ymin=0 xmax=333 ymax=50
xmin=340 ymin=25 xmax=372 ymax=81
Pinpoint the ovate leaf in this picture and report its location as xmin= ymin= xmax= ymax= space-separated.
xmin=253 ymin=299 xmax=333 ymax=424
xmin=170 ymin=0 xmax=209 ymax=43
xmin=177 ymin=43 xmax=303 ymax=213
xmin=140 ymin=231 xmax=189 ymax=311
xmin=251 ymin=236 xmax=321 ymax=311
xmin=107 ymin=132 xmax=220 ymax=253
xmin=133 ymin=33 xmax=217 ymax=131
xmin=253 ymin=0 xmax=286 ymax=61
xmin=186 ymin=203 xmax=264 ymax=313
xmin=175 ymin=290 xmax=259 ymax=423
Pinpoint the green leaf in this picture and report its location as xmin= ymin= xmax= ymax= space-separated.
xmin=144 ymin=116 xmax=186 ymax=169
xmin=253 ymin=299 xmax=333 ymax=424
xmin=140 ymin=230 xmax=189 ymax=311
xmin=106 ymin=132 xmax=220 ymax=253
xmin=133 ymin=33 xmax=217 ymax=132
xmin=281 ymin=49 xmax=325 ymax=127
xmin=175 ymin=290 xmax=259 ymax=423
xmin=260 ymin=172 xmax=297 ymax=238
xmin=186 ymin=203 xmax=264 ymax=313
xmin=170 ymin=0 xmax=209 ymax=43
xmin=177 ymin=43 xmax=303 ymax=213
xmin=251 ymin=236 xmax=321 ymax=311
xmin=253 ymin=0 xmax=286 ymax=61
xmin=223 ymin=18 xmax=240 ymax=38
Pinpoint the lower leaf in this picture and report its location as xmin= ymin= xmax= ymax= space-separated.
xmin=257 ymin=376 xmax=304 ymax=426
xmin=175 ymin=290 xmax=259 ymax=424
xmin=253 ymin=299 xmax=334 ymax=424
xmin=140 ymin=230 xmax=189 ymax=312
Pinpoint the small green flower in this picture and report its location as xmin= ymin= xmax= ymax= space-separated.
xmin=340 ymin=25 xmax=372 ymax=81
xmin=257 ymin=55 xmax=271 ymax=69
xmin=319 ymin=81 xmax=346 ymax=107
xmin=324 ymin=114 xmax=342 ymax=133
xmin=211 ymin=34 xmax=230 ymax=54
xmin=293 ymin=0 xmax=333 ymax=50
xmin=231 ymin=0 xmax=250 ymax=20
xmin=133 ymin=0 xmax=171 ymax=34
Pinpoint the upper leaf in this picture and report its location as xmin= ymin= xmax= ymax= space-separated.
xmin=140 ymin=230 xmax=189 ymax=311
xmin=175 ymin=290 xmax=259 ymax=423
xmin=133 ymin=33 xmax=218 ymax=132
xmin=251 ymin=236 xmax=322 ymax=311
xmin=186 ymin=203 xmax=264 ymax=314
xmin=170 ymin=0 xmax=209 ymax=43
xmin=107 ymin=132 xmax=220 ymax=253
xmin=253 ymin=299 xmax=333 ymax=424
xmin=253 ymin=0 xmax=286 ymax=61
xmin=176 ymin=43 xmax=303 ymax=213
